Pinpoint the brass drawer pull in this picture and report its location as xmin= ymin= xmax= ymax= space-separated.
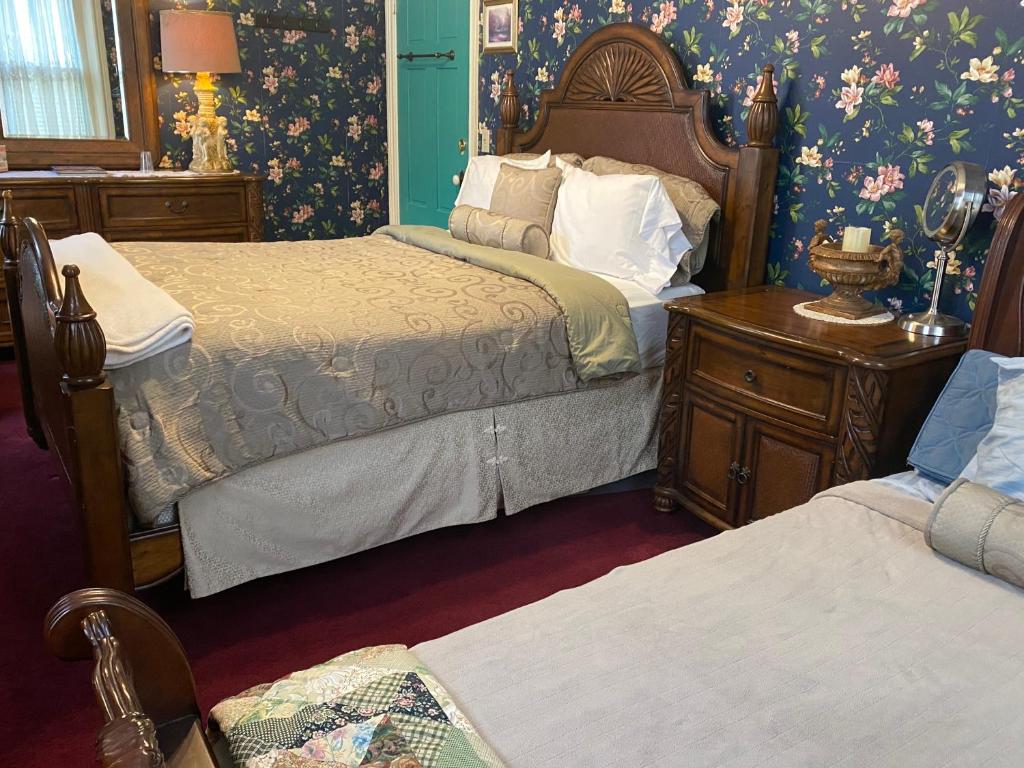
xmin=743 ymin=369 xmax=757 ymax=383
xmin=728 ymin=461 xmax=751 ymax=485
xmin=164 ymin=200 xmax=190 ymax=214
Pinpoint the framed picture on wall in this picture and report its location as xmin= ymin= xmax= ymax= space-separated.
xmin=483 ymin=0 xmax=517 ymax=54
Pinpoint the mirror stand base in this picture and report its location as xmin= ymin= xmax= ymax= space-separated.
xmin=897 ymin=311 xmax=968 ymax=337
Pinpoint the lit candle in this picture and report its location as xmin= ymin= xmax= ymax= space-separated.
xmin=841 ymin=226 xmax=872 ymax=252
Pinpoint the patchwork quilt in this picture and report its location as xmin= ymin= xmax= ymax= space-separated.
xmin=209 ymin=645 xmax=504 ymax=768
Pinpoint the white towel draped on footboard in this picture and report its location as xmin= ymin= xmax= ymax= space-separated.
xmin=49 ymin=233 xmax=194 ymax=368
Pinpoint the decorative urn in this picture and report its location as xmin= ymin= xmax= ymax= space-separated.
xmin=804 ymin=220 xmax=904 ymax=320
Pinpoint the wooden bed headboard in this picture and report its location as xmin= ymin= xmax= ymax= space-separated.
xmin=496 ymin=23 xmax=780 ymax=292
xmin=969 ymin=194 xmax=1024 ymax=355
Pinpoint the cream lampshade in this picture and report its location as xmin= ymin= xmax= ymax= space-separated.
xmin=160 ymin=10 xmax=241 ymax=173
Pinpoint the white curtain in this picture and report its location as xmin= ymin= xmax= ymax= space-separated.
xmin=0 ymin=0 xmax=116 ymax=139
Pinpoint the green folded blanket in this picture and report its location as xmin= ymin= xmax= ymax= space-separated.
xmin=210 ymin=644 xmax=504 ymax=767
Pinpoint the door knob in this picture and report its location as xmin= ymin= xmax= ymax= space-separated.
xmin=457 ymin=138 xmax=467 ymax=155
xmin=452 ymin=170 xmax=464 ymax=186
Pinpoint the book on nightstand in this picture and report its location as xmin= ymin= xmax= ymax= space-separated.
xmin=50 ymin=165 xmax=108 ymax=176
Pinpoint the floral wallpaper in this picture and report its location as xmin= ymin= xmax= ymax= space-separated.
xmin=151 ymin=0 xmax=388 ymax=240
xmin=478 ymin=1 xmax=1024 ymax=318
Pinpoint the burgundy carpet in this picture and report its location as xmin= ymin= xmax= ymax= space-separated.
xmin=0 ymin=358 xmax=715 ymax=767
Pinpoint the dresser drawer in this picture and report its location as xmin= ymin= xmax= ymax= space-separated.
xmin=687 ymin=323 xmax=845 ymax=435
xmin=6 ymin=186 xmax=79 ymax=231
xmin=105 ymin=225 xmax=249 ymax=243
xmin=98 ymin=184 xmax=247 ymax=229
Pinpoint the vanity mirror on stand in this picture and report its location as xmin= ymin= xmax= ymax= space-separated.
xmin=898 ymin=161 xmax=986 ymax=337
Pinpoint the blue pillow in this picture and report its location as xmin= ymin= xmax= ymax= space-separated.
xmin=907 ymin=349 xmax=1001 ymax=484
xmin=963 ymin=358 xmax=1024 ymax=500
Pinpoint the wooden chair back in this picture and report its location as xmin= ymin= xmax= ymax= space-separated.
xmin=45 ymin=588 xmax=218 ymax=768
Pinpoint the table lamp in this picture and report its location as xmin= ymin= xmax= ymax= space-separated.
xmin=159 ymin=10 xmax=241 ymax=173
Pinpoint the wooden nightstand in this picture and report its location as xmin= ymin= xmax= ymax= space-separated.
xmin=655 ymin=286 xmax=967 ymax=529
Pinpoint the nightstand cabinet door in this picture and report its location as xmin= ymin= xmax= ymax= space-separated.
xmin=739 ymin=418 xmax=834 ymax=523
xmin=676 ymin=390 xmax=744 ymax=527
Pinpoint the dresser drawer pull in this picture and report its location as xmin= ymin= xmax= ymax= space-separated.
xmin=743 ymin=369 xmax=757 ymax=383
xmin=164 ymin=200 xmax=190 ymax=214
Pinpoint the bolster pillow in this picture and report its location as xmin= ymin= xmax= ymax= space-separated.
xmin=926 ymin=478 xmax=1024 ymax=589
xmin=448 ymin=205 xmax=550 ymax=259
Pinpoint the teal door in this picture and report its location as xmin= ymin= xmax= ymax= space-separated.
xmin=396 ymin=0 xmax=470 ymax=227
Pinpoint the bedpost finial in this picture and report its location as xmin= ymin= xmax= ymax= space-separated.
xmin=746 ymin=64 xmax=778 ymax=149
xmin=55 ymin=263 xmax=107 ymax=389
xmin=500 ymin=68 xmax=520 ymax=129
xmin=497 ymin=69 xmax=521 ymax=155
xmin=0 ymin=189 xmax=19 ymax=267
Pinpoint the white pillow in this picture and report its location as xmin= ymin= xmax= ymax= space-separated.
xmin=960 ymin=357 xmax=1024 ymax=501
xmin=454 ymin=151 xmax=552 ymax=209
xmin=550 ymin=165 xmax=692 ymax=294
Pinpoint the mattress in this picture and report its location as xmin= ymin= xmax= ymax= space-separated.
xmin=598 ymin=276 xmax=703 ymax=368
xmin=414 ymin=480 xmax=1024 ymax=767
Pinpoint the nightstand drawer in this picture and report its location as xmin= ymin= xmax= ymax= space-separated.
xmin=98 ymin=184 xmax=247 ymax=229
xmin=687 ymin=323 xmax=845 ymax=434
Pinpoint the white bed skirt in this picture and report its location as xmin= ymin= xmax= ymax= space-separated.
xmin=179 ymin=369 xmax=662 ymax=597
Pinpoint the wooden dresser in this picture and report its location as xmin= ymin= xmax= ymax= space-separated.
xmin=655 ymin=286 xmax=967 ymax=529
xmin=0 ymin=172 xmax=264 ymax=349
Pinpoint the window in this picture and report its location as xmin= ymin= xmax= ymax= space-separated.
xmin=0 ymin=0 xmax=121 ymax=140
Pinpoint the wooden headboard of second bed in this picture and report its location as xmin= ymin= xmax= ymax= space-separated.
xmin=496 ymin=23 xmax=780 ymax=293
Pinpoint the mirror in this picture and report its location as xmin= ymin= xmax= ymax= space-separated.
xmin=0 ymin=0 xmax=157 ymax=169
xmin=921 ymin=161 xmax=985 ymax=247
xmin=0 ymin=0 xmax=128 ymax=141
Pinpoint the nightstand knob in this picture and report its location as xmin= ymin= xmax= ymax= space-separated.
xmin=736 ymin=466 xmax=752 ymax=485
xmin=743 ymin=369 xmax=757 ymax=383
xmin=727 ymin=461 xmax=740 ymax=480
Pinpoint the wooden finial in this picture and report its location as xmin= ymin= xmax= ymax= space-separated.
xmin=0 ymin=189 xmax=19 ymax=268
xmin=746 ymin=64 xmax=778 ymax=149
xmin=499 ymin=68 xmax=520 ymax=130
xmin=55 ymin=264 xmax=107 ymax=389
xmin=497 ymin=69 xmax=522 ymax=155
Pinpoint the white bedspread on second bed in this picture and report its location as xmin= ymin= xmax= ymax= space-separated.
xmin=415 ymin=480 xmax=1024 ymax=767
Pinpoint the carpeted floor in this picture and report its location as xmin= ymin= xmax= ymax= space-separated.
xmin=0 ymin=357 xmax=715 ymax=767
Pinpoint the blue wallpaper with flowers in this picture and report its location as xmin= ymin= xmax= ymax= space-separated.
xmin=478 ymin=1 xmax=1023 ymax=318
xmin=151 ymin=0 xmax=387 ymax=241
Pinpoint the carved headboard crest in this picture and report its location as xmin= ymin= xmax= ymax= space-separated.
xmin=565 ymin=41 xmax=673 ymax=105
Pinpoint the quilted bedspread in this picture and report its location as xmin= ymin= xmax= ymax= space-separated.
xmin=106 ymin=229 xmax=639 ymax=525
xmin=210 ymin=644 xmax=504 ymax=767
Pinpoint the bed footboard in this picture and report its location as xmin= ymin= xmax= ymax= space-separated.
xmin=2 ymin=191 xmax=136 ymax=592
